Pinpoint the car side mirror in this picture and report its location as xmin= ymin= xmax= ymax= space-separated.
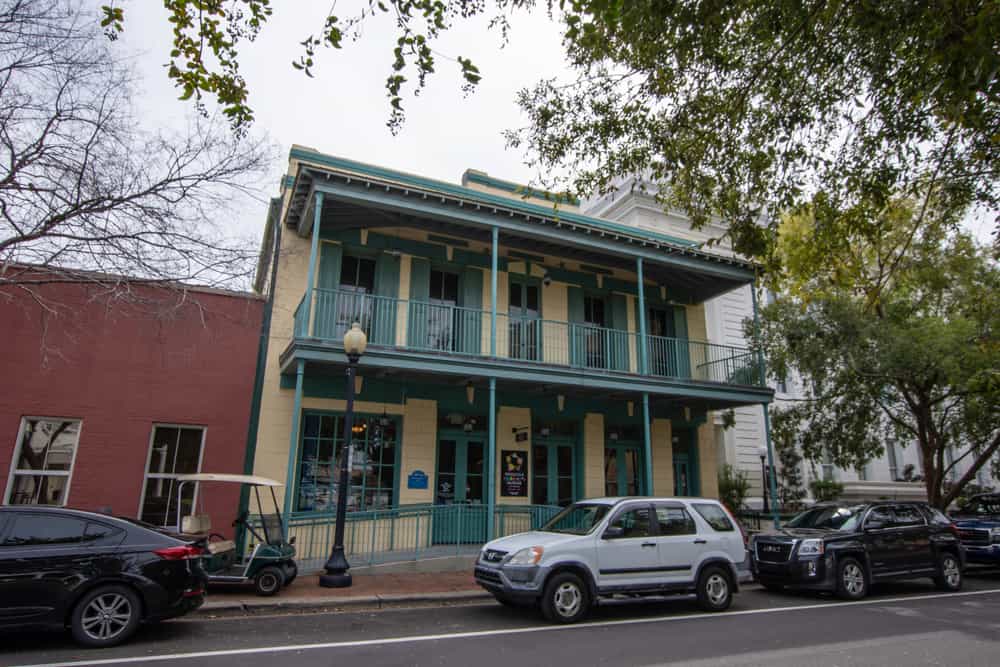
xmin=602 ymin=526 xmax=625 ymax=540
xmin=865 ymin=520 xmax=886 ymax=531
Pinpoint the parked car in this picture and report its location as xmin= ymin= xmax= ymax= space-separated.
xmin=951 ymin=493 xmax=1000 ymax=566
xmin=750 ymin=502 xmax=964 ymax=600
xmin=474 ymin=497 xmax=749 ymax=623
xmin=0 ymin=506 xmax=206 ymax=648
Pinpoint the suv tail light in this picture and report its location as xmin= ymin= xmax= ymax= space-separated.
xmin=154 ymin=544 xmax=203 ymax=560
xmin=723 ymin=502 xmax=749 ymax=547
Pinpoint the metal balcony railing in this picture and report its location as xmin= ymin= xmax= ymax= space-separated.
xmin=292 ymin=288 xmax=765 ymax=387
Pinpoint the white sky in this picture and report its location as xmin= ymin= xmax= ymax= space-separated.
xmin=106 ymin=1 xmax=570 ymax=247
xmin=103 ymin=2 xmax=994 ymax=251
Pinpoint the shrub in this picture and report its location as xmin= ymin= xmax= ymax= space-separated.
xmin=809 ymin=479 xmax=844 ymax=502
xmin=718 ymin=464 xmax=751 ymax=511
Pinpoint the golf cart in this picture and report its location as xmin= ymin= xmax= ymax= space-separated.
xmin=175 ymin=473 xmax=297 ymax=596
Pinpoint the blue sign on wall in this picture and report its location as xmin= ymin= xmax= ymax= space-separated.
xmin=407 ymin=470 xmax=428 ymax=490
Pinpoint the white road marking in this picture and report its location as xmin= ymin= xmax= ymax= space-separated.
xmin=15 ymin=588 xmax=1000 ymax=667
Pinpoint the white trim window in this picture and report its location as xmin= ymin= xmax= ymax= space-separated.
xmin=139 ymin=425 xmax=205 ymax=527
xmin=5 ymin=417 xmax=82 ymax=506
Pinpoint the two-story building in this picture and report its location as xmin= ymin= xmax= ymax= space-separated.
xmin=248 ymin=146 xmax=774 ymax=568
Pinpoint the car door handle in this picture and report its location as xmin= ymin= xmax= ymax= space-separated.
xmin=693 ymin=539 xmax=707 ymax=544
xmin=641 ymin=542 xmax=657 ymax=548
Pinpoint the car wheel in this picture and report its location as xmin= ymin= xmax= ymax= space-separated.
xmin=70 ymin=585 xmax=142 ymax=648
xmin=835 ymin=557 xmax=868 ymax=600
xmin=696 ymin=566 xmax=733 ymax=612
xmin=934 ymin=552 xmax=962 ymax=591
xmin=283 ymin=561 xmax=298 ymax=586
xmin=540 ymin=572 xmax=590 ymax=623
xmin=254 ymin=565 xmax=286 ymax=596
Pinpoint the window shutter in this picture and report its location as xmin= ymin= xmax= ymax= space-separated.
xmin=609 ymin=293 xmax=629 ymax=371
xmin=458 ymin=268 xmax=484 ymax=354
xmin=407 ymin=257 xmax=431 ymax=347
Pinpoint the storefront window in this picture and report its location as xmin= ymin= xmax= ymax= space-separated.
xmin=296 ymin=413 xmax=398 ymax=513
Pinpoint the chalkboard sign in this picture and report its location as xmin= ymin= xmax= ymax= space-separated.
xmin=501 ymin=450 xmax=527 ymax=497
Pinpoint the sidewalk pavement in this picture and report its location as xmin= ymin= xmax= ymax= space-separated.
xmin=198 ymin=571 xmax=491 ymax=615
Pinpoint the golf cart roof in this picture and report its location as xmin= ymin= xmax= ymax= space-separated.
xmin=174 ymin=473 xmax=283 ymax=487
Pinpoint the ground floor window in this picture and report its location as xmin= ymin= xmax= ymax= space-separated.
xmin=296 ymin=413 xmax=399 ymax=513
xmin=140 ymin=425 xmax=205 ymax=527
xmin=5 ymin=417 xmax=81 ymax=506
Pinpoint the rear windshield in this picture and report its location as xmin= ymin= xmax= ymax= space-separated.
xmin=787 ymin=505 xmax=864 ymax=531
xmin=540 ymin=503 xmax=611 ymax=535
xmin=961 ymin=498 xmax=1000 ymax=515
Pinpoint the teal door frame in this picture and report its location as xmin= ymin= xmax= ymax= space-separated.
xmin=604 ymin=441 xmax=646 ymax=496
xmin=433 ymin=430 xmax=488 ymax=544
xmin=671 ymin=428 xmax=700 ymax=496
xmin=531 ymin=436 xmax=576 ymax=506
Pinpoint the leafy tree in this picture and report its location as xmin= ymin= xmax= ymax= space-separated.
xmin=771 ymin=407 xmax=807 ymax=510
xmin=809 ymin=479 xmax=844 ymax=503
xmin=756 ymin=205 xmax=1000 ymax=510
xmin=1 ymin=0 xmax=272 ymax=302
xmin=717 ymin=464 xmax=750 ymax=513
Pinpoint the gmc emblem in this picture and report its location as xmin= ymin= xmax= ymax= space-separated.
xmin=761 ymin=544 xmax=782 ymax=553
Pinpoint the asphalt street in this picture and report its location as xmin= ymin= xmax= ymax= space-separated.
xmin=4 ymin=570 xmax=1000 ymax=667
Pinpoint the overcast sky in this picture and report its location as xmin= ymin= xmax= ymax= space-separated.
xmin=105 ymin=2 xmax=570 ymax=247
xmin=103 ymin=2 xmax=995 ymax=252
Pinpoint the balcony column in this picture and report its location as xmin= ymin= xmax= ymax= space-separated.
xmin=303 ymin=192 xmax=323 ymax=335
xmin=487 ymin=377 xmax=497 ymax=540
xmin=636 ymin=257 xmax=648 ymax=374
xmin=490 ymin=226 xmax=498 ymax=356
xmin=751 ymin=280 xmax=780 ymax=527
xmin=282 ymin=359 xmax=306 ymax=535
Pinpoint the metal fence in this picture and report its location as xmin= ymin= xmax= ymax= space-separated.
xmin=259 ymin=503 xmax=563 ymax=572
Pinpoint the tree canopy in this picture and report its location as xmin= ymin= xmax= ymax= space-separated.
xmin=102 ymin=1 xmax=999 ymax=269
xmin=757 ymin=207 xmax=999 ymax=508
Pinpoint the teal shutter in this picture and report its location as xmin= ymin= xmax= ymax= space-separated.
xmin=459 ymin=268 xmax=483 ymax=354
xmin=673 ymin=306 xmax=690 ymax=378
xmin=609 ymin=294 xmax=629 ymax=371
xmin=315 ymin=243 xmax=343 ymax=339
xmin=372 ymin=252 xmax=400 ymax=345
xmin=567 ymin=287 xmax=584 ymax=366
xmin=408 ymin=258 xmax=431 ymax=348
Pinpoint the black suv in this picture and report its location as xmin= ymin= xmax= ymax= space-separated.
xmin=751 ymin=502 xmax=964 ymax=600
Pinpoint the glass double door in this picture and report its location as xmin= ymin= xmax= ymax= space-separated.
xmin=433 ymin=435 xmax=486 ymax=544
xmin=509 ymin=279 xmax=540 ymax=360
xmin=532 ymin=441 xmax=575 ymax=506
xmin=604 ymin=444 xmax=644 ymax=496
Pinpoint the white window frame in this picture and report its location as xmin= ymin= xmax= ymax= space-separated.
xmin=137 ymin=423 xmax=206 ymax=526
xmin=4 ymin=416 xmax=83 ymax=506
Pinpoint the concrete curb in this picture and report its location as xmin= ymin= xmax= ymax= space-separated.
xmin=198 ymin=590 xmax=492 ymax=615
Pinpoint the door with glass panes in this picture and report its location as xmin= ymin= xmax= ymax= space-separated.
xmin=426 ymin=270 xmax=460 ymax=351
xmin=509 ymin=279 xmax=540 ymax=361
xmin=604 ymin=444 xmax=644 ymax=496
xmin=432 ymin=435 xmax=487 ymax=544
xmin=532 ymin=440 xmax=575 ymax=506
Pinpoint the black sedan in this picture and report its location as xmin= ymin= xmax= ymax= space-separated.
xmin=751 ymin=501 xmax=964 ymax=599
xmin=0 ymin=506 xmax=206 ymax=647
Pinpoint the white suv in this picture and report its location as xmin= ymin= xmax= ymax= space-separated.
xmin=474 ymin=497 xmax=749 ymax=623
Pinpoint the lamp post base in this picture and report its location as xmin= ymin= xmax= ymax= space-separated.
xmin=320 ymin=545 xmax=352 ymax=588
xmin=319 ymin=572 xmax=353 ymax=588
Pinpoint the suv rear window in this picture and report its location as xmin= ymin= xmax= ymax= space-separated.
xmin=692 ymin=504 xmax=735 ymax=532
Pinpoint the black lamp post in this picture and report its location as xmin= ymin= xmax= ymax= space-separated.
xmin=758 ymin=445 xmax=770 ymax=514
xmin=319 ymin=322 xmax=367 ymax=588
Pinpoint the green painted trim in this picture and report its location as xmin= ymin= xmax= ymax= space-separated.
xmin=508 ymin=250 xmax=546 ymax=264
xmin=636 ymin=258 xmax=648 ymax=374
xmin=641 ymin=393 xmax=653 ymax=496
xmin=487 ymin=377 xmax=496 ymax=539
xmin=303 ymin=193 xmax=322 ymax=326
xmin=490 ymin=226 xmax=498 ymax=357
xmin=579 ymin=264 xmax=615 ymax=276
xmin=462 ymin=169 xmax=581 ymax=206
xmin=428 ymin=233 xmax=469 ymax=247
xmin=311 ymin=179 xmax=756 ymax=285
xmin=282 ymin=361 xmax=306 ymax=535
xmin=290 ymin=148 xmax=710 ymax=250
xmin=281 ymin=174 xmax=295 ymax=190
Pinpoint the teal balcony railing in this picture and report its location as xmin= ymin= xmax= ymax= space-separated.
xmin=292 ymin=287 xmax=765 ymax=387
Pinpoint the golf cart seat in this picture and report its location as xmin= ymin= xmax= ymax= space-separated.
xmin=207 ymin=539 xmax=236 ymax=555
xmin=182 ymin=514 xmax=212 ymax=534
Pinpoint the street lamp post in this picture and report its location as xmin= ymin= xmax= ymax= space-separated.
xmin=758 ymin=445 xmax=770 ymax=514
xmin=319 ymin=322 xmax=367 ymax=588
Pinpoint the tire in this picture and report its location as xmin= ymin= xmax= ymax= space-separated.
xmin=835 ymin=557 xmax=868 ymax=600
xmin=540 ymin=572 xmax=590 ymax=623
xmin=934 ymin=552 xmax=962 ymax=591
xmin=696 ymin=566 xmax=733 ymax=612
xmin=254 ymin=565 xmax=285 ymax=596
xmin=283 ymin=561 xmax=298 ymax=586
xmin=70 ymin=585 xmax=142 ymax=648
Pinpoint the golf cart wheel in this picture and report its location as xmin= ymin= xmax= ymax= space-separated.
xmin=254 ymin=566 xmax=285 ymax=596
xmin=283 ymin=561 xmax=298 ymax=586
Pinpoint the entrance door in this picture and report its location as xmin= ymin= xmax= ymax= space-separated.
xmin=647 ymin=306 xmax=673 ymax=376
xmin=532 ymin=441 xmax=575 ymax=506
xmin=583 ymin=296 xmax=607 ymax=369
xmin=509 ymin=279 xmax=540 ymax=361
xmin=673 ymin=453 xmax=690 ymax=496
xmin=604 ymin=444 xmax=644 ymax=496
xmin=433 ymin=436 xmax=486 ymax=544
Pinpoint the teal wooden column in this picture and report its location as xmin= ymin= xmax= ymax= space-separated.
xmin=302 ymin=192 xmax=323 ymax=335
xmin=490 ymin=226 xmax=498 ymax=356
xmin=487 ymin=377 xmax=497 ymax=540
xmin=751 ymin=280 xmax=780 ymax=528
xmin=641 ymin=393 xmax=653 ymax=495
xmin=636 ymin=257 xmax=648 ymax=374
xmin=282 ymin=359 xmax=306 ymax=535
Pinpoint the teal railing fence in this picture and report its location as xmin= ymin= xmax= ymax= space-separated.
xmin=292 ymin=287 xmax=764 ymax=387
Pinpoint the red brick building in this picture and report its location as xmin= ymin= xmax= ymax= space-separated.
xmin=0 ymin=271 xmax=264 ymax=537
